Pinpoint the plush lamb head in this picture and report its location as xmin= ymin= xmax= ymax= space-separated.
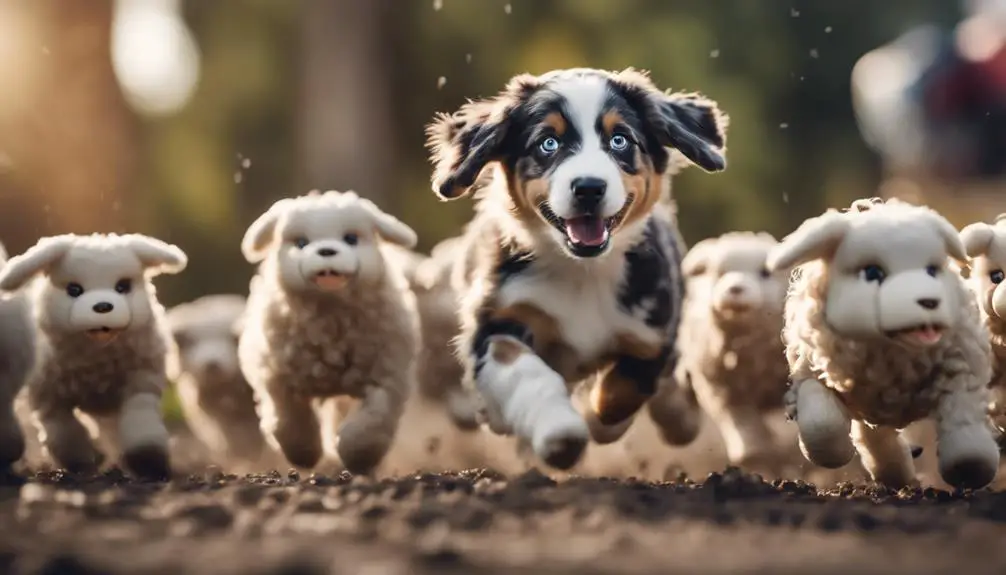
xmin=960 ymin=215 xmax=1006 ymax=324
xmin=683 ymin=231 xmax=788 ymax=323
xmin=0 ymin=233 xmax=187 ymax=344
xmin=241 ymin=190 xmax=418 ymax=292
xmin=167 ymin=294 xmax=246 ymax=382
xmin=767 ymin=201 xmax=969 ymax=348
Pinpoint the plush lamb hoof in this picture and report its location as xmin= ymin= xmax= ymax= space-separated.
xmin=938 ymin=424 xmax=1000 ymax=490
xmin=336 ymin=434 xmax=393 ymax=476
xmin=532 ymin=411 xmax=589 ymax=471
xmin=123 ymin=445 xmax=171 ymax=481
xmin=584 ymin=409 xmax=634 ymax=445
xmin=446 ymin=389 xmax=482 ymax=432
xmin=647 ymin=384 xmax=701 ymax=446
xmin=795 ymin=380 xmax=855 ymax=468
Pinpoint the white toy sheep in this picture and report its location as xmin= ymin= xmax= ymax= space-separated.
xmin=0 ymin=233 xmax=188 ymax=479
xmin=959 ymin=214 xmax=1006 ymax=442
xmin=676 ymin=231 xmax=792 ymax=474
xmin=238 ymin=190 xmax=419 ymax=475
xmin=768 ymin=197 xmax=999 ymax=490
xmin=0 ymin=241 xmax=35 ymax=470
xmin=166 ymin=293 xmax=268 ymax=468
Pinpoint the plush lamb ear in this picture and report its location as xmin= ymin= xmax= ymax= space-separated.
xmin=766 ymin=211 xmax=850 ymax=272
xmin=681 ymin=238 xmax=717 ymax=277
xmin=125 ymin=235 xmax=187 ymax=275
xmin=0 ymin=235 xmax=74 ymax=292
xmin=360 ymin=199 xmax=418 ymax=249
xmin=919 ymin=215 xmax=967 ymax=266
xmin=241 ymin=199 xmax=292 ymax=263
xmin=0 ymin=241 xmax=7 ymax=264
xmin=425 ymin=74 xmax=540 ymax=200
xmin=960 ymin=222 xmax=995 ymax=258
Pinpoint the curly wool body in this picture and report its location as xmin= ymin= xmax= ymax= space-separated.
xmin=0 ymin=243 xmax=35 ymax=467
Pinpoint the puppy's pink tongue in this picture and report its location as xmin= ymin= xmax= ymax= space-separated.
xmin=565 ymin=216 xmax=608 ymax=246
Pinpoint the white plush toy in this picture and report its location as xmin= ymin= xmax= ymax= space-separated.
xmin=238 ymin=190 xmax=418 ymax=475
xmin=0 ymin=233 xmax=187 ymax=480
xmin=0 ymin=241 xmax=35 ymax=470
xmin=768 ymin=197 xmax=999 ymax=490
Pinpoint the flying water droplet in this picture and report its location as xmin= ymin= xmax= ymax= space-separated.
xmin=710 ymin=49 xmax=720 ymax=58
xmin=825 ymin=26 xmax=833 ymax=33
xmin=779 ymin=123 xmax=789 ymax=129
xmin=242 ymin=158 xmax=251 ymax=169
xmin=437 ymin=76 xmax=447 ymax=89
xmin=433 ymin=0 xmax=443 ymax=10
xmin=790 ymin=7 xmax=800 ymax=17
xmin=809 ymin=48 xmax=819 ymax=58
xmin=504 ymin=3 xmax=512 ymax=14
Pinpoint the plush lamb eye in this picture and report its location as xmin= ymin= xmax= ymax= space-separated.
xmin=925 ymin=265 xmax=939 ymax=278
xmin=293 ymin=237 xmax=309 ymax=249
xmin=114 ymin=279 xmax=132 ymax=294
xmin=343 ymin=233 xmax=359 ymax=246
xmin=609 ymin=134 xmax=630 ymax=151
xmin=759 ymin=266 xmax=771 ymax=279
xmin=66 ymin=283 xmax=84 ymax=298
xmin=992 ymin=270 xmax=1005 ymax=284
xmin=538 ymin=136 xmax=560 ymax=156
xmin=861 ymin=264 xmax=886 ymax=284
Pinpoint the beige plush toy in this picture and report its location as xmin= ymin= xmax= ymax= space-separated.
xmin=768 ymin=198 xmax=999 ymax=490
xmin=0 ymin=241 xmax=35 ymax=470
xmin=958 ymin=214 xmax=1006 ymax=442
xmin=675 ymin=231 xmax=792 ymax=474
xmin=238 ymin=190 xmax=418 ymax=475
xmin=0 ymin=233 xmax=187 ymax=480
xmin=166 ymin=294 xmax=270 ymax=470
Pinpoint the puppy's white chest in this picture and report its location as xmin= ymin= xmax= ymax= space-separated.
xmin=498 ymin=269 xmax=658 ymax=361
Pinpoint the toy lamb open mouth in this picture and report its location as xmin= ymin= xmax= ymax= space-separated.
xmin=86 ymin=326 xmax=123 ymax=344
xmin=312 ymin=269 xmax=347 ymax=291
xmin=885 ymin=323 xmax=946 ymax=346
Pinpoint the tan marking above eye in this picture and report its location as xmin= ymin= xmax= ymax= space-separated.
xmin=601 ymin=110 xmax=625 ymax=136
xmin=543 ymin=112 xmax=567 ymax=137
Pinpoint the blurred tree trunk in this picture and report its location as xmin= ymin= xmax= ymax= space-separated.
xmin=0 ymin=0 xmax=136 ymax=251
xmin=298 ymin=0 xmax=397 ymax=209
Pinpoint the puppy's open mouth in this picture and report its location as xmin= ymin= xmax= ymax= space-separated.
xmin=537 ymin=195 xmax=634 ymax=258
xmin=312 ymin=270 xmax=348 ymax=291
xmin=885 ymin=324 xmax=945 ymax=346
xmin=86 ymin=327 xmax=122 ymax=344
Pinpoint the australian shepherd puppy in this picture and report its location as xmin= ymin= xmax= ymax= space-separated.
xmin=424 ymin=67 xmax=729 ymax=470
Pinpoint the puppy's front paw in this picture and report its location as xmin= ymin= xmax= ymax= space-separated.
xmin=531 ymin=408 xmax=589 ymax=471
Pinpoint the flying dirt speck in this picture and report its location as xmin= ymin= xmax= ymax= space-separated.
xmin=790 ymin=7 xmax=800 ymax=17
xmin=779 ymin=123 xmax=789 ymax=129
xmin=437 ymin=77 xmax=447 ymax=90
xmin=810 ymin=48 xmax=819 ymax=58
xmin=710 ymin=49 xmax=720 ymax=58
xmin=504 ymin=3 xmax=511 ymax=14
xmin=241 ymin=158 xmax=251 ymax=169
xmin=825 ymin=26 xmax=833 ymax=33
xmin=433 ymin=0 xmax=442 ymax=11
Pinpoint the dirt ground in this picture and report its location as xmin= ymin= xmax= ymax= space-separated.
xmin=6 ymin=402 xmax=1006 ymax=575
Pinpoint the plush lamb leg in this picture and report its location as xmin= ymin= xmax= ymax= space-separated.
xmin=475 ymin=336 xmax=588 ymax=470
xmin=933 ymin=389 xmax=999 ymax=490
xmin=716 ymin=404 xmax=780 ymax=475
xmin=647 ymin=374 xmax=702 ymax=446
xmin=335 ymin=384 xmax=406 ymax=475
xmin=850 ymin=421 xmax=916 ymax=488
xmin=119 ymin=392 xmax=171 ymax=480
xmin=445 ymin=387 xmax=482 ymax=431
xmin=258 ymin=379 xmax=323 ymax=470
xmin=0 ymin=397 xmax=24 ymax=467
xmin=792 ymin=378 xmax=855 ymax=468
xmin=34 ymin=405 xmax=101 ymax=473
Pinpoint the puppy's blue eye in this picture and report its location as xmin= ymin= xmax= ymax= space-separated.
xmin=925 ymin=265 xmax=939 ymax=278
xmin=538 ymin=136 xmax=560 ymax=156
xmin=992 ymin=270 xmax=1005 ymax=284
xmin=609 ymin=134 xmax=630 ymax=151
xmin=293 ymin=237 xmax=309 ymax=249
xmin=343 ymin=233 xmax=359 ymax=246
xmin=115 ymin=279 xmax=132 ymax=294
xmin=861 ymin=264 xmax=886 ymax=284
xmin=66 ymin=283 xmax=84 ymax=298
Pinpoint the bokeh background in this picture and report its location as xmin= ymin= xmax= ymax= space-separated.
xmin=1 ymin=0 xmax=1006 ymax=310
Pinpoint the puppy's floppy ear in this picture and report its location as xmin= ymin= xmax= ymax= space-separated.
xmin=124 ymin=234 xmax=187 ymax=275
xmin=766 ymin=210 xmax=849 ymax=272
xmin=960 ymin=222 xmax=995 ymax=258
xmin=0 ymin=235 xmax=74 ymax=292
xmin=425 ymin=74 xmax=540 ymax=200
xmin=360 ymin=199 xmax=418 ymax=248
xmin=241 ymin=198 xmax=293 ymax=263
xmin=681 ymin=238 xmax=717 ymax=277
xmin=653 ymin=92 xmax=728 ymax=173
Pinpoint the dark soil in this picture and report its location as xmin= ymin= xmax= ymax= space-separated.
xmin=3 ymin=463 xmax=1006 ymax=575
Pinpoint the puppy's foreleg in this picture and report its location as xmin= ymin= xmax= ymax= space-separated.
xmin=474 ymin=336 xmax=588 ymax=470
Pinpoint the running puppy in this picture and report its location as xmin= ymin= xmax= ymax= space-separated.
xmin=425 ymin=67 xmax=729 ymax=469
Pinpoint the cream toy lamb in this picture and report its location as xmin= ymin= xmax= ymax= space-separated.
xmin=676 ymin=231 xmax=792 ymax=474
xmin=239 ymin=190 xmax=418 ymax=475
xmin=959 ymin=214 xmax=1006 ymax=441
xmin=0 ymin=241 xmax=35 ymax=470
xmin=768 ymin=197 xmax=999 ymax=490
xmin=166 ymin=293 xmax=268 ymax=468
xmin=0 ymin=233 xmax=187 ymax=479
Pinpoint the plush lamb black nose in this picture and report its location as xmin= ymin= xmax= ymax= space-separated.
xmin=917 ymin=298 xmax=939 ymax=310
xmin=728 ymin=285 xmax=744 ymax=295
xmin=571 ymin=177 xmax=607 ymax=214
xmin=317 ymin=247 xmax=337 ymax=257
xmin=93 ymin=302 xmax=113 ymax=314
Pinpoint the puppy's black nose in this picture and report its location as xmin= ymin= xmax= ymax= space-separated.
xmin=571 ymin=177 xmax=607 ymax=214
xmin=917 ymin=298 xmax=939 ymax=310
xmin=93 ymin=302 xmax=113 ymax=314
xmin=317 ymin=248 xmax=337 ymax=257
